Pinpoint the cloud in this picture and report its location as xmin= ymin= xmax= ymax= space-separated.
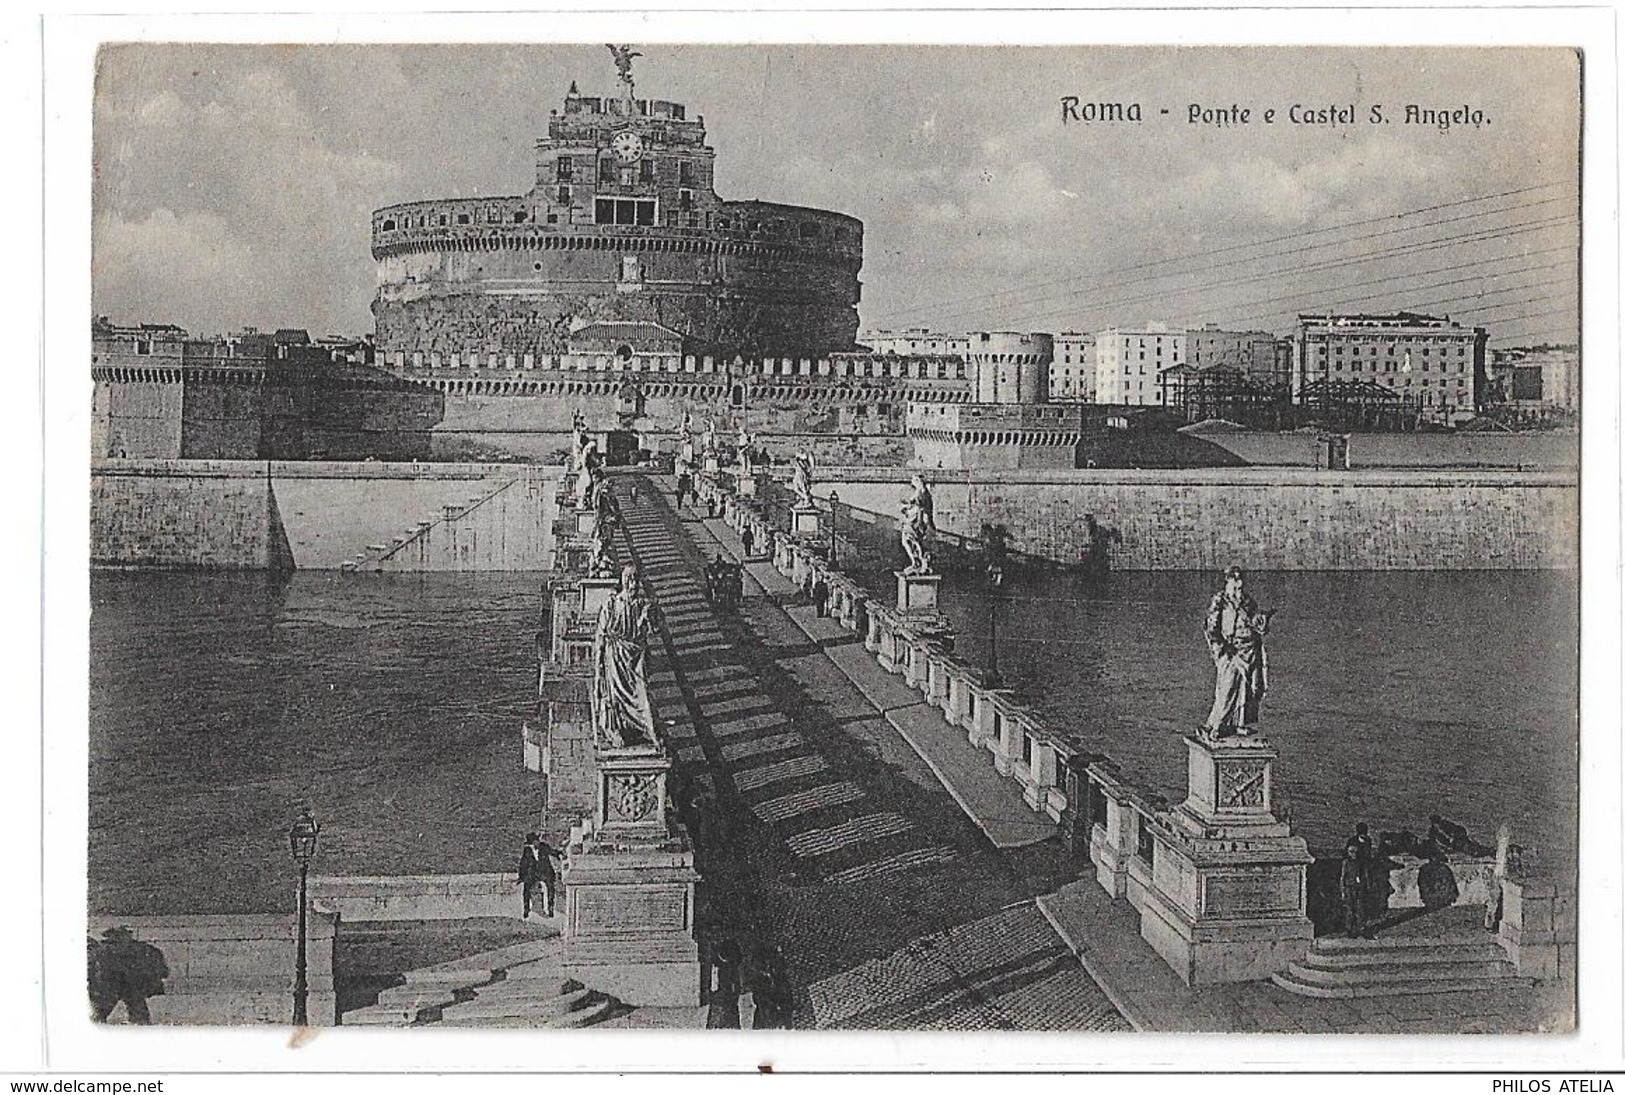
xmin=1161 ymin=136 xmax=1451 ymax=232
xmin=93 ymin=209 xmax=255 ymax=330
xmin=910 ymin=160 xmax=1080 ymax=230
xmin=94 ymin=65 xmax=404 ymax=333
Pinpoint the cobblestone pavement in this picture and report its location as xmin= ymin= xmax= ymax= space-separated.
xmin=604 ymin=478 xmax=1130 ymax=1032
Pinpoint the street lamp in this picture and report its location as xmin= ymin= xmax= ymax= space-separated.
xmin=828 ymin=490 xmax=841 ymax=568
xmin=288 ymin=807 xmax=320 ymax=1026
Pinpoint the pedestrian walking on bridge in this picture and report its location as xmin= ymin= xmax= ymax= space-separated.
xmin=518 ymin=832 xmax=561 ymax=918
xmin=1340 ymin=822 xmax=1376 ymax=939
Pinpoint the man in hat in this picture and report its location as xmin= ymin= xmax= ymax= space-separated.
xmin=517 ymin=832 xmax=562 ymax=918
xmin=1340 ymin=822 xmax=1377 ymax=939
xmin=88 ymin=927 xmax=168 ymax=1023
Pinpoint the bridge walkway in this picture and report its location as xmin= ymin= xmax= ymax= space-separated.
xmin=604 ymin=475 xmax=1127 ymax=1031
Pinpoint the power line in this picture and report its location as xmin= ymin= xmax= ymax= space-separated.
xmin=1000 ymin=213 xmax=1577 ymax=330
xmin=1182 ymin=250 xmax=1576 ymax=332
xmin=1216 ymin=269 xmax=1577 ymax=333
xmin=930 ymin=198 xmax=1576 ymax=330
xmin=866 ymin=179 xmax=1575 ymax=326
xmin=995 ymin=214 xmax=1577 ymax=328
xmin=1489 ymin=305 xmax=1580 ymax=331
xmin=949 ymin=194 xmax=1573 ymax=326
xmin=1445 ymin=283 xmax=1575 ymax=316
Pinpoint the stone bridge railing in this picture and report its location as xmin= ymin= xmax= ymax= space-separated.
xmin=694 ymin=470 xmax=1574 ymax=986
xmin=700 ymin=470 xmax=1153 ymax=842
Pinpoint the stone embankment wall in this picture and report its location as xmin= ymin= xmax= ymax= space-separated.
xmin=309 ymin=874 xmax=521 ymax=921
xmin=87 ymin=913 xmax=336 ymax=1025
xmin=1193 ymin=429 xmax=1578 ymax=470
xmin=818 ymin=466 xmax=1578 ymax=570
xmin=91 ymin=460 xmax=560 ymax=570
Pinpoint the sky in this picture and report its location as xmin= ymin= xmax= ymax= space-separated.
xmin=92 ymin=43 xmax=1581 ymax=346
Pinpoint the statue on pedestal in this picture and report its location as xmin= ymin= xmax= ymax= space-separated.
xmin=593 ymin=564 xmax=660 ymax=749
xmin=572 ymin=409 xmax=588 ymax=458
xmin=1202 ymin=565 xmax=1275 ymax=738
xmin=590 ymin=468 xmax=613 ymax=524
xmin=588 ymin=532 xmax=616 ymax=578
xmin=900 ymin=474 xmax=936 ymax=576
xmin=791 ymin=451 xmax=816 ymax=508
xmin=575 ymin=436 xmax=600 ymax=510
xmin=679 ymin=411 xmax=695 ymax=467
xmin=735 ymin=426 xmax=754 ymax=476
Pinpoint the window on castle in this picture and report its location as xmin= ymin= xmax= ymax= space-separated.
xmin=381 ymin=219 xmax=396 ymax=231
xmin=457 ymin=213 xmax=471 ymax=225
xmin=594 ymin=198 xmax=656 ymax=226
xmin=599 ymin=158 xmax=615 ymax=183
xmin=679 ymin=160 xmax=694 ymax=187
xmin=679 ymin=189 xmax=693 ymax=210
xmin=546 ymin=214 xmax=559 ymax=225
xmin=513 ymin=210 xmax=527 ymax=224
xmin=639 ymin=159 xmax=654 ymax=185
xmin=557 ymin=156 xmax=574 ymax=182
xmin=439 ymin=215 xmax=448 ymax=226
xmin=557 ymin=186 xmax=571 ymax=205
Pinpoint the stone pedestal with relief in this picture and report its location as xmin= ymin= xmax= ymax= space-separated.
xmin=895 ymin=570 xmax=943 ymax=618
xmin=1135 ymin=732 xmax=1313 ymax=985
xmin=561 ymin=746 xmax=702 ymax=1006
xmin=792 ymin=503 xmax=822 ymax=538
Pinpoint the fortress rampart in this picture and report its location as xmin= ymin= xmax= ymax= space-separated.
xmin=371 ymin=199 xmax=860 ymax=268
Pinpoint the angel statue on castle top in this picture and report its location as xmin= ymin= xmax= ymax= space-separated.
xmin=606 ymin=45 xmax=642 ymax=98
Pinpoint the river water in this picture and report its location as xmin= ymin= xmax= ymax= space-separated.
xmin=925 ymin=568 xmax=1579 ymax=859
xmin=89 ymin=567 xmax=1578 ymax=914
xmin=89 ymin=572 xmax=545 ymax=915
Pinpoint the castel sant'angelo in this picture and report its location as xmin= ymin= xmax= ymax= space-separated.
xmin=370 ymin=48 xmax=864 ymax=365
xmin=364 ymin=48 xmax=1021 ymax=465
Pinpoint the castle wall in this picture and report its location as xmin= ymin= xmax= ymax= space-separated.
xmin=92 ymin=379 xmax=185 ymax=459
xmin=92 ymin=369 xmax=446 ymax=462
xmin=817 ymin=467 xmax=1578 ymax=571
xmin=180 ymin=381 xmax=264 ymax=460
xmin=373 ymin=248 xmax=858 ymax=361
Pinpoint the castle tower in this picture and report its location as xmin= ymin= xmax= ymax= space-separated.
xmin=969 ymin=331 xmax=1054 ymax=404
xmin=907 ymin=331 xmax=1080 ymax=470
